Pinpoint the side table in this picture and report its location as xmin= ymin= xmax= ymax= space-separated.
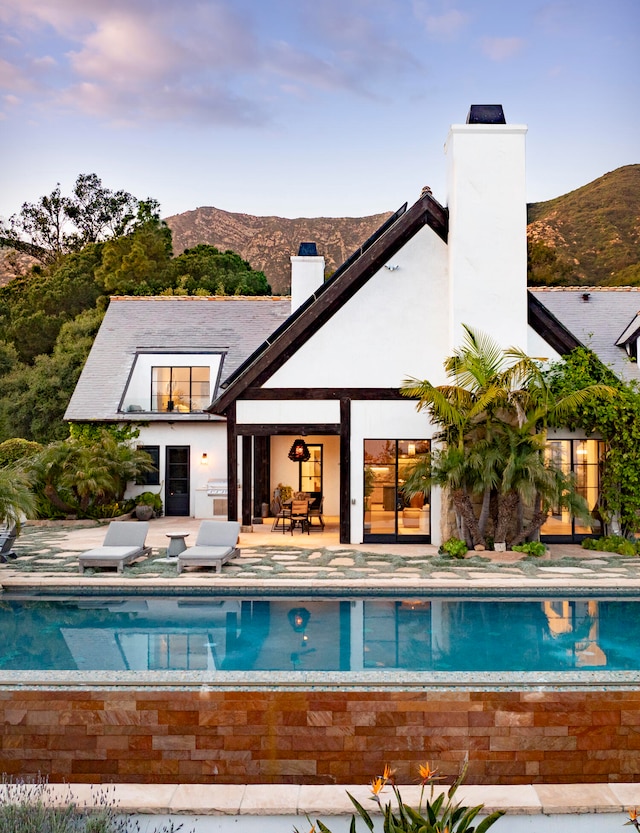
xmin=165 ymin=532 xmax=189 ymax=558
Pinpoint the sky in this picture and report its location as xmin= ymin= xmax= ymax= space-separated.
xmin=0 ymin=0 xmax=638 ymax=223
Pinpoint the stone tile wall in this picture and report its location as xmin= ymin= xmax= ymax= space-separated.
xmin=1 ymin=689 xmax=639 ymax=784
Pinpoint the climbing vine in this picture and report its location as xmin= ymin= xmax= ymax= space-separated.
xmin=546 ymin=347 xmax=640 ymax=534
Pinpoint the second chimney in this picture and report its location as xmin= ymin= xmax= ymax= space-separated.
xmin=290 ymin=242 xmax=325 ymax=312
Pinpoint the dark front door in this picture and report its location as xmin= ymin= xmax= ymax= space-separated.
xmin=165 ymin=446 xmax=190 ymax=516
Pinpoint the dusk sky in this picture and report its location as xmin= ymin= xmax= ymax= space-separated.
xmin=1 ymin=0 xmax=638 ymax=223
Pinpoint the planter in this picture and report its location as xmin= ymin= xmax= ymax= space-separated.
xmin=134 ymin=505 xmax=154 ymax=521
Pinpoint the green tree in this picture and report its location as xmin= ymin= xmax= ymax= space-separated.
xmin=95 ymin=218 xmax=173 ymax=295
xmin=401 ymin=326 xmax=613 ymax=547
xmin=0 ymin=244 xmax=103 ymax=362
xmin=546 ymin=347 xmax=640 ymax=535
xmin=0 ymin=465 xmax=37 ymax=526
xmin=0 ymin=307 xmax=104 ymax=443
xmin=29 ymin=431 xmax=155 ymax=518
xmin=0 ymin=174 xmax=156 ymax=265
xmin=170 ymin=244 xmax=271 ymax=295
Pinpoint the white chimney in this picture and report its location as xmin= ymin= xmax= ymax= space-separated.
xmin=445 ymin=105 xmax=528 ymax=350
xmin=290 ymin=242 xmax=325 ymax=313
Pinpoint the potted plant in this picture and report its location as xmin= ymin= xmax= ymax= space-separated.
xmin=134 ymin=491 xmax=162 ymax=520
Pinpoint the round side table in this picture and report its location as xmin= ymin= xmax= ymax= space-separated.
xmin=165 ymin=532 xmax=189 ymax=557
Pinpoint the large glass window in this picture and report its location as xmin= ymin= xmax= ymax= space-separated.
xmin=541 ymin=439 xmax=605 ymax=540
xmin=364 ymin=440 xmax=430 ymax=542
xmin=151 ymin=367 xmax=210 ymax=412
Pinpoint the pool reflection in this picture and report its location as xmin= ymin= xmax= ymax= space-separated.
xmin=1 ymin=597 xmax=640 ymax=672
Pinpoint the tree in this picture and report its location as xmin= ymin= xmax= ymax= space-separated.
xmin=401 ymin=326 xmax=613 ymax=547
xmin=0 ymin=307 xmax=104 ymax=443
xmin=546 ymin=347 xmax=640 ymax=535
xmin=0 ymin=175 xmax=157 ymax=265
xmin=0 ymin=465 xmax=37 ymax=526
xmin=170 ymin=244 xmax=271 ymax=295
xmin=28 ymin=430 xmax=155 ymax=518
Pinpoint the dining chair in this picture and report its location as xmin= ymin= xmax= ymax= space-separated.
xmin=288 ymin=499 xmax=310 ymax=534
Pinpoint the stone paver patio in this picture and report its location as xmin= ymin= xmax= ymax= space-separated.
xmin=1 ymin=516 xmax=640 ymax=591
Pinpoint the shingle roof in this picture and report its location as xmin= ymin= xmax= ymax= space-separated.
xmin=64 ymin=296 xmax=292 ymax=421
xmin=529 ymin=287 xmax=640 ymax=382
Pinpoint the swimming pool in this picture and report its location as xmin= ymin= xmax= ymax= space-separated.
xmin=2 ymin=593 xmax=639 ymax=674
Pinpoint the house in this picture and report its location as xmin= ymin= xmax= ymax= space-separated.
xmin=67 ymin=105 xmax=640 ymax=545
xmin=64 ymin=296 xmax=291 ymax=517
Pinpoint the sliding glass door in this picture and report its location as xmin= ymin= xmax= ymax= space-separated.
xmin=541 ymin=439 xmax=605 ymax=541
xmin=363 ymin=439 xmax=430 ymax=543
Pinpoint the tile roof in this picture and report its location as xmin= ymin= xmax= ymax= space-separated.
xmin=529 ymin=287 xmax=640 ymax=381
xmin=64 ymin=296 xmax=292 ymax=422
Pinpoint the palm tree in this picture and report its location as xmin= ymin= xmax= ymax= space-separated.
xmin=0 ymin=465 xmax=37 ymax=527
xmin=401 ymin=325 xmax=614 ymax=548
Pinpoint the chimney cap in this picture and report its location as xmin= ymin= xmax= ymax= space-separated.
xmin=297 ymin=242 xmax=318 ymax=256
xmin=466 ymin=105 xmax=506 ymax=125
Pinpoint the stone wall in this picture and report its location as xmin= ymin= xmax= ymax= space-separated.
xmin=1 ymin=689 xmax=639 ymax=784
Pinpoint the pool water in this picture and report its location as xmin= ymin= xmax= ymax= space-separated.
xmin=1 ymin=595 xmax=639 ymax=673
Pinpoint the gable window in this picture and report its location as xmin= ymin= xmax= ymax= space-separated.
xmin=151 ymin=367 xmax=210 ymax=412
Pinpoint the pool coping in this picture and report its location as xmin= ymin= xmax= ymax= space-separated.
xmin=1 ymin=781 xmax=639 ymax=817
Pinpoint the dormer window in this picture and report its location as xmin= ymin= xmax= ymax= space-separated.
xmin=151 ymin=366 xmax=210 ymax=412
xmin=627 ymin=340 xmax=638 ymax=363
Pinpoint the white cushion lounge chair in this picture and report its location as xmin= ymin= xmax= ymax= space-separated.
xmin=78 ymin=521 xmax=152 ymax=574
xmin=177 ymin=521 xmax=240 ymax=575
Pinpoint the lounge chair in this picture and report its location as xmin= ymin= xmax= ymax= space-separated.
xmin=177 ymin=521 xmax=240 ymax=575
xmin=0 ymin=524 xmax=17 ymax=563
xmin=78 ymin=521 xmax=152 ymax=574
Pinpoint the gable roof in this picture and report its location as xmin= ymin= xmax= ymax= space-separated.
xmin=210 ymin=192 xmax=449 ymax=414
xmin=529 ymin=287 xmax=640 ymax=382
xmin=65 ymin=296 xmax=292 ymax=422
xmin=526 ymin=292 xmax=583 ymax=356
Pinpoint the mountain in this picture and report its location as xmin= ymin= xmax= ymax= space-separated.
xmin=2 ymin=166 xmax=638 ymax=291
xmin=165 ymin=207 xmax=393 ymax=294
xmin=526 ymin=164 xmax=640 ymax=286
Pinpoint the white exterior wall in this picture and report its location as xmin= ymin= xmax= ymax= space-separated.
xmin=445 ymin=124 xmax=528 ymax=352
xmin=236 ymin=400 xmax=340 ymax=425
xmin=124 ymin=422 xmax=227 ymax=519
xmin=266 ymin=227 xmax=450 ymax=388
xmin=121 ymin=352 xmax=223 ymax=413
xmin=350 ymin=399 xmax=441 ymax=544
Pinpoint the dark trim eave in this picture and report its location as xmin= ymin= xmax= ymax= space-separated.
xmin=209 ymin=193 xmax=448 ymax=415
xmin=527 ymin=292 xmax=583 ymax=356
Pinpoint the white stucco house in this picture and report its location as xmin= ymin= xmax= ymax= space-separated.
xmin=66 ymin=105 xmax=640 ymax=546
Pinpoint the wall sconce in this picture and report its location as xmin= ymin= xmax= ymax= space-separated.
xmin=200 ymin=452 xmax=209 ymax=465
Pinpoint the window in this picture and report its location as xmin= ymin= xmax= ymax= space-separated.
xmin=299 ymin=444 xmax=323 ymax=494
xmin=151 ymin=367 xmax=210 ymax=412
xmin=136 ymin=445 xmax=160 ymax=485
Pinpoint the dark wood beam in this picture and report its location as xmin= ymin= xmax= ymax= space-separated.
xmin=235 ymin=423 xmax=341 ymax=436
xmin=226 ymin=402 xmax=238 ymax=522
xmin=340 ymin=397 xmax=351 ymax=544
xmin=241 ymin=387 xmax=413 ymax=401
xmin=241 ymin=435 xmax=252 ymax=527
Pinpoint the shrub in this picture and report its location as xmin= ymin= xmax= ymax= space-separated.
xmin=438 ymin=537 xmax=468 ymax=558
xmin=581 ymin=535 xmax=640 ymax=556
xmin=512 ymin=541 xmax=547 ymax=557
xmin=296 ymin=760 xmax=504 ymax=833
xmin=0 ymin=439 xmax=42 ymax=468
xmin=0 ymin=776 xmax=191 ymax=832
